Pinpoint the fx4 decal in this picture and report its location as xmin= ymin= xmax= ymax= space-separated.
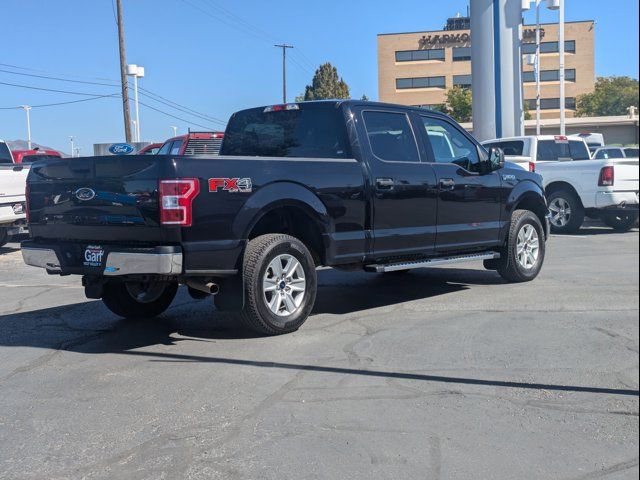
xmin=208 ymin=178 xmax=253 ymax=193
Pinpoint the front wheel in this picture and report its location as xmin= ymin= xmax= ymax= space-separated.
xmin=241 ymin=234 xmax=317 ymax=335
xmin=102 ymin=281 xmax=178 ymax=319
xmin=496 ymin=210 xmax=546 ymax=283
xmin=602 ymin=211 xmax=639 ymax=232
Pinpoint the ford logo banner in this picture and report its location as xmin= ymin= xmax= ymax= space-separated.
xmin=108 ymin=143 xmax=135 ymax=155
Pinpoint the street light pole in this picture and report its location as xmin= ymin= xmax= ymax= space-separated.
xmin=69 ymin=136 xmax=75 ymax=158
xmin=535 ymin=0 xmax=542 ymax=135
xmin=126 ymin=64 xmax=144 ymax=142
xmin=22 ymin=106 xmax=32 ymax=150
xmin=558 ymin=0 xmax=566 ymax=135
xmin=274 ymin=44 xmax=293 ymax=103
xmin=170 ymin=126 xmax=178 ymax=137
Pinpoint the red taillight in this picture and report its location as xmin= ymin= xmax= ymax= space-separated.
xmin=598 ymin=166 xmax=615 ymax=187
xmin=528 ymin=162 xmax=536 ymax=172
xmin=25 ymin=183 xmax=30 ymax=223
xmin=159 ymin=179 xmax=200 ymax=226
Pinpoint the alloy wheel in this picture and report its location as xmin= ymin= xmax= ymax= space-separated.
xmin=263 ymin=254 xmax=306 ymax=317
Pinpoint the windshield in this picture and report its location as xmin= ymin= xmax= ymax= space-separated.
xmin=221 ymin=104 xmax=350 ymax=158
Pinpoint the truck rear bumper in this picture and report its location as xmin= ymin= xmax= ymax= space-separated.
xmin=21 ymin=241 xmax=183 ymax=276
xmin=594 ymin=191 xmax=639 ymax=211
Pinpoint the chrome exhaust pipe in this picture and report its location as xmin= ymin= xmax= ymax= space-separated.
xmin=186 ymin=280 xmax=220 ymax=295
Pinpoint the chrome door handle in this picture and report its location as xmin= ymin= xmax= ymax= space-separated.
xmin=376 ymin=178 xmax=395 ymax=190
xmin=439 ymin=178 xmax=456 ymax=190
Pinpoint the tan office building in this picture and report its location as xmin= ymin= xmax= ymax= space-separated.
xmin=378 ymin=17 xmax=596 ymax=119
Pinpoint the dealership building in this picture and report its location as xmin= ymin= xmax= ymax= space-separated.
xmin=377 ymin=16 xmax=596 ymax=119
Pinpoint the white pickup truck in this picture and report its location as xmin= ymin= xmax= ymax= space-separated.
xmin=482 ymin=135 xmax=639 ymax=233
xmin=1 ymin=140 xmax=29 ymax=247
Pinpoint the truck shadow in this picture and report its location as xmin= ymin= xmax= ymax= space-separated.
xmin=0 ymin=267 xmax=499 ymax=351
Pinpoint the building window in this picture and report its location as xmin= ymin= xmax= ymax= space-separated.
xmin=453 ymin=74 xmax=472 ymax=88
xmin=453 ymin=47 xmax=472 ymax=61
xmin=522 ymin=40 xmax=576 ymax=55
xmin=526 ymin=97 xmax=576 ymax=110
xmin=522 ymin=69 xmax=576 ymax=83
xmin=396 ymin=76 xmax=446 ymax=90
xmin=395 ymin=49 xmax=445 ymax=62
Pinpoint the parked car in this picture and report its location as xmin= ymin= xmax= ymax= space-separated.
xmin=137 ymin=143 xmax=163 ymax=155
xmin=11 ymin=148 xmax=62 ymax=164
xmin=569 ymin=132 xmax=605 ymax=155
xmin=157 ymin=132 xmax=224 ymax=156
xmin=483 ymin=136 xmax=639 ymax=233
xmin=591 ymin=146 xmax=640 ymax=160
xmin=1 ymin=140 xmax=28 ymax=247
xmin=22 ymin=101 xmax=549 ymax=334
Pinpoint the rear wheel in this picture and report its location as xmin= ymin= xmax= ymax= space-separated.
xmin=602 ymin=211 xmax=639 ymax=232
xmin=496 ymin=210 xmax=546 ymax=283
xmin=548 ymin=189 xmax=584 ymax=234
xmin=241 ymin=234 xmax=317 ymax=335
xmin=102 ymin=281 xmax=178 ymax=319
xmin=0 ymin=228 xmax=8 ymax=248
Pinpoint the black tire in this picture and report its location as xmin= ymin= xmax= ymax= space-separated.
xmin=602 ymin=211 xmax=639 ymax=232
xmin=496 ymin=210 xmax=546 ymax=283
xmin=0 ymin=228 xmax=8 ymax=248
xmin=547 ymin=189 xmax=584 ymax=234
xmin=102 ymin=281 xmax=178 ymax=319
xmin=241 ymin=234 xmax=317 ymax=335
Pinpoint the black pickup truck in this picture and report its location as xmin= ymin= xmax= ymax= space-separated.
xmin=22 ymin=101 xmax=549 ymax=334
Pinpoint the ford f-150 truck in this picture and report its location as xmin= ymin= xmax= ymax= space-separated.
xmin=21 ymin=101 xmax=549 ymax=334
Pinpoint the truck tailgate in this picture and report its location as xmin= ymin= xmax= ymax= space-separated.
xmin=0 ymin=164 xmax=29 ymax=204
xmin=613 ymin=158 xmax=639 ymax=192
xmin=27 ymin=156 xmax=178 ymax=244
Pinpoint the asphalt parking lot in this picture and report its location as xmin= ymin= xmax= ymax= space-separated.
xmin=0 ymin=227 xmax=638 ymax=480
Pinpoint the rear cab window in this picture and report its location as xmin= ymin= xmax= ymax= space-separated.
xmin=21 ymin=155 xmax=61 ymax=164
xmin=537 ymin=139 xmax=590 ymax=161
xmin=483 ymin=140 xmax=525 ymax=156
xmin=221 ymin=104 xmax=350 ymax=159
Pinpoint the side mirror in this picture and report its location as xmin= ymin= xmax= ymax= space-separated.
xmin=488 ymin=147 xmax=505 ymax=171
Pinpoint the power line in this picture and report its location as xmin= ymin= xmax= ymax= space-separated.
xmin=0 ymin=80 xmax=120 ymax=97
xmin=0 ymin=63 xmax=228 ymax=125
xmin=0 ymin=68 xmax=119 ymax=87
xmin=0 ymin=94 xmax=119 ymax=110
xmin=138 ymin=100 xmax=223 ymax=130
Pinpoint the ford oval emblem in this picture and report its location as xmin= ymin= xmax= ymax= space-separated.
xmin=75 ymin=188 xmax=96 ymax=201
xmin=108 ymin=143 xmax=135 ymax=155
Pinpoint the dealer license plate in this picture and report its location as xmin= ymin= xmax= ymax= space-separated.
xmin=83 ymin=245 xmax=105 ymax=268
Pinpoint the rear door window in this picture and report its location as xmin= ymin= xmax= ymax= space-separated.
xmin=0 ymin=143 xmax=13 ymax=164
xmin=170 ymin=140 xmax=184 ymax=155
xmin=624 ymin=148 xmax=639 ymax=157
xmin=362 ymin=111 xmax=420 ymax=162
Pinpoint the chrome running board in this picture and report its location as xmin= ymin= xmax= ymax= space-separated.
xmin=365 ymin=251 xmax=500 ymax=273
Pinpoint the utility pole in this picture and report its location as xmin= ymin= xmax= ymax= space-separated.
xmin=558 ymin=0 xmax=566 ymax=135
xmin=274 ymin=44 xmax=294 ymax=103
xmin=116 ymin=0 xmax=133 ymax=143
xmin=22 ymin=106 xmax=32 ymax=149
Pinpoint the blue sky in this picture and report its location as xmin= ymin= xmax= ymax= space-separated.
xmin=1 ymin=0 xmax=638 ymax=154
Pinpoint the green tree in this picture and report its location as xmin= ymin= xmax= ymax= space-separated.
xmin=302 ymin=63 xmax=350 ymax=101
xmin=443 ymin=86 xmax=473 ymax=122
xmin=576 ymin=76 xmax=639 ymax=117
xmin=523 ymin=100 xmax=532 ymax=121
